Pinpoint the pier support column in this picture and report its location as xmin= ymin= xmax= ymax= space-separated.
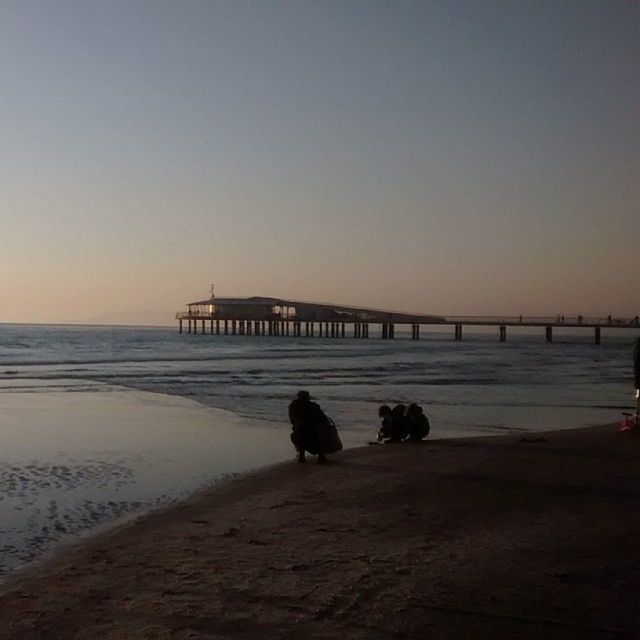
xmin=595 ymin=326 xmax=601 ymax=345
xmin=216 ymin=320 xmax=220 ymax=335
xmin=364 ymin=323 xmax=369 ymax=338
xmin=224 ymin=320 xmax=228 ymax=335
xmin=310 ymin=322 xmax=315 ymax=337
xmin=545 ymin=326 xmax=553 ymax=343
xmin=382 ymin=323 xmax=388 ymax=339
xmin=499 ymin=325 xmax=507 ymax=342
xmin=210 ymin=320 xmax=214 ymax=334
xmin=454 ymin=324 xmax=463 ymax=341
xmin=201 ymin=320 xmax=205 ymax=335
xmin=179 ymin=319 xmax=183 ymax=334
xmin=389 ymin=324 xmax=395 ymax=339
xmin=341 ymin=323 xmax=345 ymax=338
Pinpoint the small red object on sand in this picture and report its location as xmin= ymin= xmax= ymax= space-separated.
xmin=620 ymin=413 xmax=637 ymax=432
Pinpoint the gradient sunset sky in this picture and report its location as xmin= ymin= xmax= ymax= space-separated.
xmin=1 ymin=1 xmax=638 ymax=325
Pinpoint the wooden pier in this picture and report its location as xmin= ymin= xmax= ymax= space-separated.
xmin=176 ymin=296 xmax=639 ymax=344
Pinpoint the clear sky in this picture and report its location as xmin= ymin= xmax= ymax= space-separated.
xmin=1 ymin=0 xmax=638 ymax=325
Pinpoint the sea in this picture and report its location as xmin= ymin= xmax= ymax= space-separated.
xmin=0 ymin=322 xmax=638 ymax=579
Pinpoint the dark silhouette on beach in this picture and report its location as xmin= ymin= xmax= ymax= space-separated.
xmin=377 ymin=404 xmax=408 ymax=442
xmin=378 ymin=403 xmax=431 ymax=442
xmin=406 ymin=403 xmax=430 ymax=441
xmin=289 ymin=391 xmax=342 ymax=463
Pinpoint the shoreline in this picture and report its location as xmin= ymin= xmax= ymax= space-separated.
xmin=0 ymin=418 xmax=608 ymax=588
xmin=1 ymin=422 xmax=638 ymax=638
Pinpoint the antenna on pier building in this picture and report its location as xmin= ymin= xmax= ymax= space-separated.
xmin=210 ymin=283 xmax=215 ymax=299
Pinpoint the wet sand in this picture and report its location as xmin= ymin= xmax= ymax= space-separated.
xmin=0 ymin=423 xmax=638 ymax=639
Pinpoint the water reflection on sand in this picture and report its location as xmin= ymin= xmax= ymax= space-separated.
xmin=0 ymin=388 xmax=292 ymax=578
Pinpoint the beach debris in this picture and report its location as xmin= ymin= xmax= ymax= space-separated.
xmin=519 ymin=436 xmax=548 ymax=443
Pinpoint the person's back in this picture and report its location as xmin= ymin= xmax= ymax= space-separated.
xmin=288 ymin=390 xmax=328 ymax=463
xmin=406 ymin=403 xmax=430 ymax=441
xmin=377 ymin=405 xmax=393 ymax=442
xmin=388 ymin=404 xmax=409 ymax=442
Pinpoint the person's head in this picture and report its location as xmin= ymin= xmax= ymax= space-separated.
xmin=296 ymin=390 xmax=311 ymax=402
xmin=407 ymin=403 xmax=423 ymax=416
xmin=378 ymin=404 xmax=391 ymax=418
xmin=392 ymin=404 xmax=406 ymax=416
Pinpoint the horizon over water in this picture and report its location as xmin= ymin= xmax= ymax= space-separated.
xmin=1 ymin=322 xmax=638 ymax=578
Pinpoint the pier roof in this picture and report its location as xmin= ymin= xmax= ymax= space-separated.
xmin=184 ymin=296 xmax=444 ymax=323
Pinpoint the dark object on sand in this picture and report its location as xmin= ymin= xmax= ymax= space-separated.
xmin=377 ymin=404 xmax=408 ymax=442
xmin=406 ymin=403 xmax=430 ymax=441
xmin=289 ymin=391 xmax=340 ymax=463
xmin=377 ymin=405 xmax=392 ymax=442
xmin=316 ymin=417 xmax=343 ymax=455
xmin=519 ymin=436 xmax=548 ymax=443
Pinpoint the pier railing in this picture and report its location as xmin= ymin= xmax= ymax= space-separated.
xmin=440 ymin=315 xmax=640 ymax=327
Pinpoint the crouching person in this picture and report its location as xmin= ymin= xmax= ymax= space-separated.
xmin=288 ymin=390 xmax=330 ymax=463
xmin=406 ymin=403 xmax=430 ymax=441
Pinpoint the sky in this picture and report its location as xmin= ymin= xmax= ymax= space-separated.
xmin=1 ymin=0 xmax=638 ymax=325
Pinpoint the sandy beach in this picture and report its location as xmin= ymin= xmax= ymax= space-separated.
xmin=0 ymin=423 xmax=638 ymax=639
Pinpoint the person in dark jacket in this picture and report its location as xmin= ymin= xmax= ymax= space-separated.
xmin=379 ymin=404 xmax=409 ymax=442
xmin=406 ymin=403 xmax=430 ymax=441
xmin=377 ymin=404 xmax=393 ymax=442
xmin=288 ymin=390 xmax=328 ymax=463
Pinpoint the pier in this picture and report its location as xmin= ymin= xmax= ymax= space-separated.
xmin=176 ymin=296 xmax=639 ymax=344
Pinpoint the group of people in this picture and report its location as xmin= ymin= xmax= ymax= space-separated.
xmin=288 ymin=390 xmax=431 ymax=463
xmin=377 ymin=403 xmax=430 ymax=443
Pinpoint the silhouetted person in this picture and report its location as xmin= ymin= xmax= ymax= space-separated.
xmin=377 ymin=404 xmax=392 ymax=442
xmin=406 ymin=403 xmax=430 ymax=441
xmin=379 ymin=404 xmax=409 ymax=442
xmin=288 ymin=390 xmax=327 ymax=463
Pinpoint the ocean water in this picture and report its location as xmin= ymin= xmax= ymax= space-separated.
xmin=0 ymin=323 xmax=638 ymax=578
